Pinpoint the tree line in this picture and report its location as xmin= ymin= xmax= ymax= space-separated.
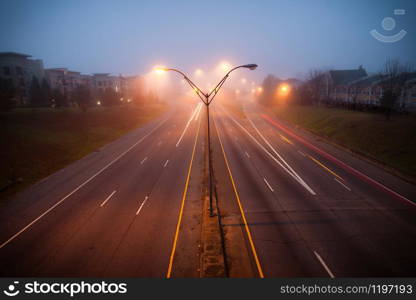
xmin=257 ymin=59 xmax=415 ymax=118
xmin=0 ymin=76 xmax=157 ymax=112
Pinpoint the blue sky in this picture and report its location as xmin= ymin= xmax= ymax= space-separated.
xmin=1 ymin=0 xmax=415 ymax=80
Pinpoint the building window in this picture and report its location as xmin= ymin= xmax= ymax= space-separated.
xmin=3 ymin=66 xmax=11 ymax=76
xmin=16 ymin=66 xmax=23 ymax=75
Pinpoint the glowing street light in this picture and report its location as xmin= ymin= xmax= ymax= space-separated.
xmin=159 ymin=63 xmax=258 ymax=217
xmin=219 ymin=61 xmax=232 ymax=72
xmin=278 ymin=83 xmax=290 ymax=96
xmin=154 ymin=66 xmax=167 ymax=75
xmin=195 ymin=68 xmax=203 ymax=76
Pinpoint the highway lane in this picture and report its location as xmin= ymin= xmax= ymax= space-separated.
xmin=0 ymin=102 xmax=203 ymax=277
xmin=212 ymin=103 xmax=416 ymax=277
xmin=1 ymin=96 xmax=415 ymax=278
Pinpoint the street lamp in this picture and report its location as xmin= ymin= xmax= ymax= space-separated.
xmin=156 ymin=63 xmax=258 ymax=216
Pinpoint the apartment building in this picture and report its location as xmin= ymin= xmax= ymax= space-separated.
xmin=0 ymin=52 xmax=44 ymax=106
xmin=45 ymin=68 xmax=84 ymax=96
xmin=324 ymin=67 xmax=416 ymax=110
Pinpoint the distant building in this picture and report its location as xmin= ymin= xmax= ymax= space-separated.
xmin=45 ymin=68 xmax=84 ymax=97
xmin=0 ymin=52 xmax=45 ymax=106
xmin=91 ymin=73 xmax=126 ymax=101
xmin=323 ymin=66 xmax=368 ymax=101
xmin=322 ymin=67 xmax=416 ymax=110
xmin=92 ymin=73 xmax=123 ymax=92
xmin=402 ymin=73 xmax=416 ymax=110
xmin=124 ymin=75 xmax=144 ymax=99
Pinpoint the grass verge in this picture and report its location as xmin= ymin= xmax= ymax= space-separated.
xmin=0 ymin=103 xmax=167 ymax=201
xmin=270 ymin=104 xmax=416 ymax=179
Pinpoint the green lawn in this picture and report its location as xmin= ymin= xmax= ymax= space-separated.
xmin=270 ymin=105 xmax=416 ymax=179
xmin=0 ymin=103 xmax=166 ymax=201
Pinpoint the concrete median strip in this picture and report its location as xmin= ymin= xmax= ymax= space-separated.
xmin=213 ymin=115 xmax=265 ymax=278
xmin=200 ymin=193 xmax=227 ymax=277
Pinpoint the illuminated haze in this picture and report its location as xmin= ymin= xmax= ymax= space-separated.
xmin=1 ymin=0 xmax=415 ymax=83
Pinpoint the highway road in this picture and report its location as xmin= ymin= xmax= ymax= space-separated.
xmin=0 ymin=102 xmax=205 ymax=277
xmin=211 ymin=100 xmax=416 ymax=277
xmin=0 ymin=98 xmax=415 ymax=278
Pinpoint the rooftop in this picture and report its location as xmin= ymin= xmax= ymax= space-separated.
xmin=93 ymin=73 xmax=110 ymax=77
xmin=329 ymin=67 xmax=368 ymax=85
xmin=0 ymin=52 xmax=32 ymax=58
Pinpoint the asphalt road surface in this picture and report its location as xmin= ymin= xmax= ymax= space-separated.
xmin=0 ymin=100 xmax=415 ymax=277
xmin=211 ymin=100 xmax=416 ymax=277
xmin=0 ymin=102 xmax=205 ymax=277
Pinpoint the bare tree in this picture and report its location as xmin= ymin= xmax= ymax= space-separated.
xmin=348 ymin=80 xmax=364 ymax=111
xmin=259 ymin=74 xmax=280 ymax=105
xmin=379 ymin=58 xmax=413 ymax=119
xmin=305 ymin=69 xmax=325 ymax=105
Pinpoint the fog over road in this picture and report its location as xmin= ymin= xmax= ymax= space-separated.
xmin=211 ymin=101 xmax=416 ymax=277
xmin=0 ymin=102 xmax=204 ymax=277
xmin=0 ymin=100 xmax=415 ymax=277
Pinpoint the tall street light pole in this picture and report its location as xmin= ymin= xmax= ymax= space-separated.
xmin=157 ymin=64 xmax=258 ymax=216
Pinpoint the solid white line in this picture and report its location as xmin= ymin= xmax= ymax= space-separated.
xmin=140 ymin=157 xmax=148 ymax=165
xmin=263 ymin=178 xmax=274 ymax=192
xmin=314 ymin=251 xmax=335 ymax=278
xmin=245 ymin=151 xmax=250 ymax=158
xmin=0 ymin=117 xmax=168 ymax=250
xmin=136 ymin=196 xmax=148 ymax=215
xmin=194 ymin=102 xmax=202 ymax=121
xmin=164 ymin=160 xmax=169 ymax=168
xmin=225 ymin=111 xmax=316 ymax=195
xmin=176 ymin=103 xmax=201 ymax=147
xmin=246 ymin=115 xmax=304 ymax=183
xmin=334 ymin=178 xmax=351 ymax=191
xmin=298 ymin=150 xmax=306 ymax=157
xmin=100 ymin=190 xmax=117 ymax=207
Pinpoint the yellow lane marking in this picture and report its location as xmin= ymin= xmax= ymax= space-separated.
xmin=279 ymin=134 xmax=293 ymax=145
xmin=307 ymin=155 xmax=345 ymax=182
xmin=166 ymin=116 xmax=201 ymax=278
xmin=213 ymin=115 xmax=265 ymax=278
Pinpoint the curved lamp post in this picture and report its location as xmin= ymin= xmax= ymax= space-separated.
xmin=157 ymin=64 xmax=258 ymax=216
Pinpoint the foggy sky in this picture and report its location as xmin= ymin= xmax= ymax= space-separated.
xmin=1 ymin=0 xmax=415 ymax=80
